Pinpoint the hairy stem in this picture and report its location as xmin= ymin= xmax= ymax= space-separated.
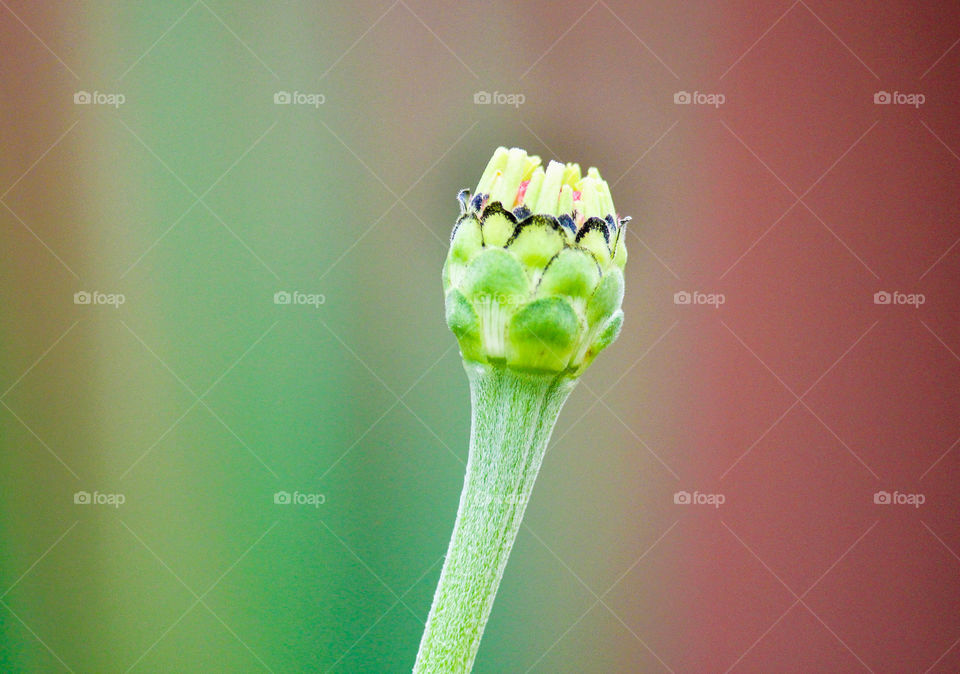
xmin=413 ymin=361 xmax=576 ymax=673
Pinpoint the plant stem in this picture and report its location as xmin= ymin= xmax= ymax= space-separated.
xmin=413 ymin=361 xmax=576 ymax=673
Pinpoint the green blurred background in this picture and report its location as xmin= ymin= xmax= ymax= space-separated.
xmin=0 ymin=1 xmax=689 ymax=672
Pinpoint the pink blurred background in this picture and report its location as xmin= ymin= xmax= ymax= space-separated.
xmin=2 ymin=1 xmax=959 ymax=672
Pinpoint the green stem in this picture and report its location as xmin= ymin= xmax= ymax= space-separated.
xmin=413 ymin=361 xmax=576 ymax=673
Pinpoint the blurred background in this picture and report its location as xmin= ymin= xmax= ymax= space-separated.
xmin=2 ymin=1 xmax=959 ymax=672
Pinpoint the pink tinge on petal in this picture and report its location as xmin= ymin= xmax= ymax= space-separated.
xmin=514 ymin=179 xmax=530 ymax=207
xmin=572 ymin=190 xmax=582 ymax=201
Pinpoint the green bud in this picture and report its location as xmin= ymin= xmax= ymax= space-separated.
xmin=443 ymin=147 xmax=630 ymax=375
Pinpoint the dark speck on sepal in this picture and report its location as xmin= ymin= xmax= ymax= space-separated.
xmin=470 ymin=192 xmax=486 ymax=212
xmin=558 ymin=214 xmax=576 ymax=234
xmin=605 ymin=214 xmax=617 ymax=231
xmin=576 ymin=217 xmax=610 ymax=243
xmin=457 ymin=189 xmax=471 ymax=215
xmin=512 ymin=205 xmax=532 ymax=220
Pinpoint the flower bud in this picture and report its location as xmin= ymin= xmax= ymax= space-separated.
xmin=443 ymin=147 xmax=628 ymax=374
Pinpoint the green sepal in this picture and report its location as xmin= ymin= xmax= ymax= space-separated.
xmin=480 ymin=203 xmax=517 ymax=247
xmin=586 ymin=267 xmax=624 ymax=326
xmin=505 ymin=215 xmax=566 ymax=273
xmin=445 ymin=289 xmax=484 ymax=361
xmin=584 ymin=309 xmax=624 ymax=363
xmin=575 ymin=218 xmax=612 ymax=267
xmin=536 ymin=247 xmax=601 ymax=303
xmin=463 ymin=247 xmax=530 ymax=304
xmin=506 ymin=297 xmax=580 ymax=372
xmin=445 ymin=214 xmax=484 ymax=291
xmin=611 ymin=220 xmax=628 ymax=269
xmin=450 ymin=214 xmax=483 ymax=262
